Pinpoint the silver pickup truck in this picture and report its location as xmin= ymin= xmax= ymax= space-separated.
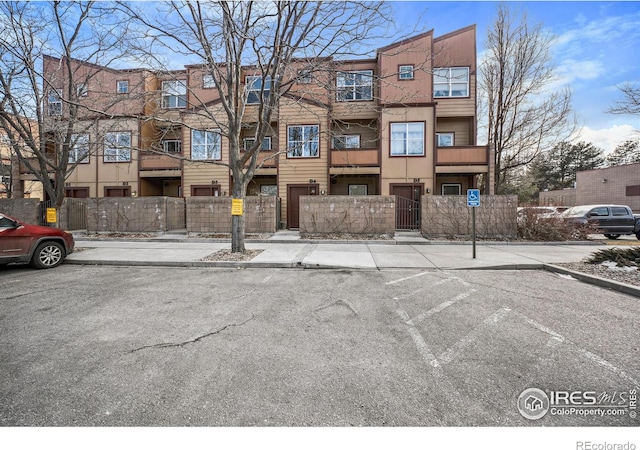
xmin=561 ymin=204 xmax=640 ymax=239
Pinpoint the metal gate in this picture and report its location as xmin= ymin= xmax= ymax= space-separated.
xmin=396 ymin=195 xmax=420 ymax=230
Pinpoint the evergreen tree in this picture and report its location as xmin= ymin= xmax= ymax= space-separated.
xmin=605 ymin=140 xmax=640 ymax=166
xmin=531 ymin=141 xmax=604 ymax=191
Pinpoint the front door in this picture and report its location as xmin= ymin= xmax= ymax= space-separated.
xmin=392 ymin=184 xmax=422 ymax=230
xmin=287 ymin=184 xmax=318 ymax=229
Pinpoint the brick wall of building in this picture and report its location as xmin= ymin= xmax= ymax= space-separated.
xmin=0 ymin=198 xmax=40 ymax=224
xmin=186 ymin=196 xmax=278 ymax=233
xmin=576 ymin=164 xmax=640 ymax=213
xmin=299 ymin=196 xmax=396 ymax=234
xmin=422 ymin=195 xmax=518 ymax=238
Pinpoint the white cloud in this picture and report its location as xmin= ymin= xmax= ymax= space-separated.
xmin=572 ymin=125 xmax=638 ymax=154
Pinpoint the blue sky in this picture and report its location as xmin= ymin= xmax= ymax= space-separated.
xmin=390 ymin=1 xmax=640 ymax=153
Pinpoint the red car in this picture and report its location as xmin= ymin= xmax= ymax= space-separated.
xmin=0 ymin=212 xmax=74 ymax=269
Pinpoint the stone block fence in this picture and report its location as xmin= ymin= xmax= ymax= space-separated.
xmin=299 ymin=196 xmax=396 ymax=235
xmin=0 ymin=198 xmax=41 ymax=224
xmin=187 ymin=196 xmax=278 ymax=234
xmin=421 ymin=195 xmax=518 ymax=239
xmin=86 ymin=196 xmax=186 ymax=233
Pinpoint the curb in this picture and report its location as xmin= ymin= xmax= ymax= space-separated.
xmin=543 ymin=264 xmax=640 ymax=299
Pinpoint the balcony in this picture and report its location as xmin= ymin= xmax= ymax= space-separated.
xmin=245 ymin=150 xmax=278 ymax=169
xmin=435 ymin=145 xmax=490 ymax=174
xmin=139 ymin=152 xmax=182 ymax=170
xmin=330 ymin=148 xmax=379 ymax=167
xmin=19 ymin=156 xmax=55 ymax=174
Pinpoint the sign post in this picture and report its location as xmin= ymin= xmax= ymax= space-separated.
xmin=467 ymin=189 xmax=480 ymax=259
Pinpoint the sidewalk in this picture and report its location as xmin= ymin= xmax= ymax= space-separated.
xmin=67 ymin=230 xmax=604 ymax=271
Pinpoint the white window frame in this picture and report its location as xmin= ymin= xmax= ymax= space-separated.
xmin=76 ymin=83 xmax=88 ymax=97
xmin=162 ymin=140 xmax=182 ymax=153
xmin=297 ymin=70 xmax=312 ymax=84
xmin=69 ymin=134 xmax=90 ymax=164
xmin=117 ymin=80 xmax=129 ymax=94
xmin=48 ymin=90 xmax=62 ymax=116
xmin=243 ymin=137 xmax=272 ymax=151
xmin=332 ymin=135 xmax=360 ymax=149
xmin=191 ymin=129 xmax=221 ymax=160
xmin=260 ymin=185 xmax=278 ymax=196
xmin=287 ymin=125 xmax=319 ymax=158
xmin=349 ymin=184 xmax=368 ymax=195
xmin=336 ymin=70 xmax=373 ymax=101
xmin=437 ymin=133 xmax=454 ymax=147
xmin=202 ymin=74 xmax=215 ymax=88
xmin=442 ymin=183 xmax=462 ymax=195
xmin=390 ymin=122 xmax=425 ymax=156
xmin=246 ymin=76 xmax=271 ymax=104
xmin=162 ymin=80 xmax=187 ymax=108
xmin=104 ymin=132 xmax=132 ymax=162
xmin=434 ymin=67 xmax=469 ymax=98
xmin=399 ymin=65 xmax=414 ymax=80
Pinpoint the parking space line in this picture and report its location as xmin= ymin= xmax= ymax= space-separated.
xmin=407 ymin=289 xmax=477 ymax=325
xmin=511 ymin=310 xmax=639 ymax=387
xmin=397 ymin=309 xmax=443 ymax=376
xmin=386 ymin=271 xmax=430 ymax=285
xmin=438 ymin=307 xmax=511 ymax=365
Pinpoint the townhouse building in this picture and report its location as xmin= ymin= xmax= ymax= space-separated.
xmin=32 ymin=24 xmax=492 ymax=229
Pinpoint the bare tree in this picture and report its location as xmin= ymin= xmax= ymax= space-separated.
xmin=608 ymin=83 xmax=640 ymax=116
xmin=480 ymin=4 xmax=575 ymax=194
xmin=0 ymin=1 xmax=137 ymax=207
xmin=121 ymin=0 xmax=397 ymax=253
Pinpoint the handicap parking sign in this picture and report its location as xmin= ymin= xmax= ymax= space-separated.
xmin=467 ymin=189 xmax=480 ymax=207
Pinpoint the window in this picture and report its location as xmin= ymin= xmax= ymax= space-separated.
xmin=437 ymin=133 xmax=454 ymax=147
xmin=191 ymin=129 xmax=221 ymax=160
xmin=611 ymin=207 xmax=630 ymax=216
xmin=390 ymin=122 xmax=424 ymax=156
xmin=243 ymin=137 xmax=271 ymax=151
xmin=287 ymin=125 xmax=319 ymax=158
xmin=349 ymin=184 xmax=368 ymax=195
xmin=297 ymin=70 xmax=312 ymax=84
xmin=246 ymin=76 xmax=271 ymax=104
xmin=76 ymin=83 xmax=88 ymax=97
xmin=202 ymin=74 xmax=215 ymax=88
xmin=69 ymin=134 xmax=89 ymax=164
xmin=162 ymin=140 xmax=181 ymax=153
xmin=336 ymin=70 xmax=373 ymax=101
xmin=332 ymin=135 xmax=360 ymax=149
xmin=162 ymin=80 xmax=187 ymax=108
xmin=399 ymin=65 xmax=414 ymax=80
xmin=117 ymin=80 xmax=129 ymax=94
xmin=260 ymin=185 xmax=278 ymax=196
xmin=48 ymin=90 xmax=62 ymax=115
xmin=104 ymin=132 xmax=131 ymax=162
xmin=434 ymin=67 xmax=469 ymax=97
xmin=442 ymin=184 xmax=461 ymax=195
xmin=589 ymin=207 xmax=609 ymax=217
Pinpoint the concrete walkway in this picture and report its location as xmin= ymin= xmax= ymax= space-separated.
xmin=67 ymin=230 xmax=604 ymax=271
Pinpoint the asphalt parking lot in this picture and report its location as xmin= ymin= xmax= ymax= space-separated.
xmin=1 ymin=265 xmax=638 ymax=426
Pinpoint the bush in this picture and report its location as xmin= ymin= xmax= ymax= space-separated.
xmin=517 ymin=210 xmax=597 ymax=241
xmin=586 ymin=247 xmax=640 ymax=267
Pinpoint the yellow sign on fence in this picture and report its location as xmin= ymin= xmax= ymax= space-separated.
xmin=46 ymin=208 xmax=57 ymax=223
xmin=231 ymin=198 xmax=244 ymax=216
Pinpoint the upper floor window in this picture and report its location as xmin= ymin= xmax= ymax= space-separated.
xmin=332 ymin=135 xmax=360 ymax=149
xmin=287 ymin=125 xmax=319 ymax=158
xmin=191 ymin=129 xmax=221 ymax=160
xmin=436 ymin=133 xmax=454 ymax=147
xmin=162 ymin=140 xmax=181 ymax=153
xmin=76 ymin=83 xmax=88 ymax=97
xmin=162 ymin=80 xmax=187 ymax=108
xmin=399 ymin=65 xmax=414 ymax=80
xmin=202 ymin=74 xmax=215 ymax=88
xmin=336 ymin=70 xmax=373 ymax=101
xmin=246 ymin=76 xmax=271 ymax=104
xmin=390 ymin=122 xmax=424 ymax=156
xmin=297 ymin=70 xmax=312 ymax=84
xmin=117 ymin=80 xmax=129 ymax=94
xmin=434 ymin=67 xmax=469 ymax=98
xmin=104 ymin=132 xmax=131 ymax=162
xmin=48 ymin=90 xmax=62 ymax=116
xmin=243 ymin=137 xmax=272 ymax=151
xmin=69 ymin=134 xmax=89 ymax=164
